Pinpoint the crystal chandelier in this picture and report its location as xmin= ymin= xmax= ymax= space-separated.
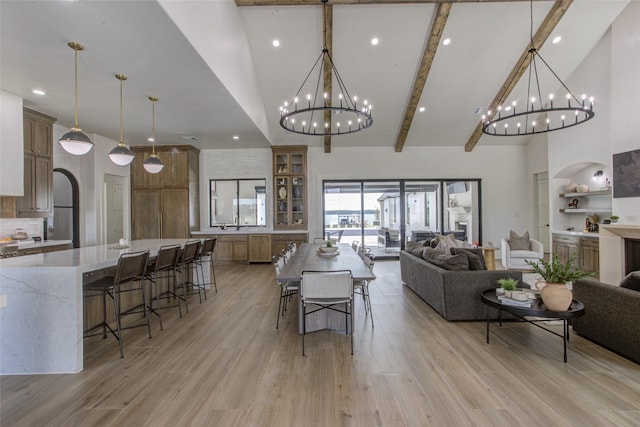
xmin=59 ymin=42 xmax=94 ymax=155
xmin=481 ymin=0 xmax=595 ymax=136
xmin=143 ymin=96 xmax=164 ymax=174
xmin=279 ymin=0 xmax=372 ymax=136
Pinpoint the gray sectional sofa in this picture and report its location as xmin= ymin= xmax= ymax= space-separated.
xmin=572 ymin=277 xmax=640 ymax=364
xmin=399 ymin=250 xmax=522 ymax=320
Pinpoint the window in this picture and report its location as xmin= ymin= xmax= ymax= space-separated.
xmin=210 ymin=179 xmax=266 ymax=227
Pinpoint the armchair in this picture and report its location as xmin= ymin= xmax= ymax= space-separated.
xmin=501 ymin=237 xmax=543 ymax=270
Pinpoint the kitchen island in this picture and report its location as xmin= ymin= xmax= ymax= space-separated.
xmin=0 ymin=239 xmax=191 ymax=375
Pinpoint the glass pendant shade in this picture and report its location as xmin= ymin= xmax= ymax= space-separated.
xmin=59 ymin=42 xmax=94 ymax=155
xmin=59 ymin=128 xmax=93 ymax=155
xmin=109 ymin=143 xmax=135 ymax=166
xmin=143 ymin=153 xmax=164 ymax=174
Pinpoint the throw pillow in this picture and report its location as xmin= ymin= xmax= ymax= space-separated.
xmin=454 ymin=239 xmax=473 ymax=249
xmin=423 ymin=247 xmax=470 ymax=271
xmin=406 ymin=241 xmax=427 ymax=258
xmin=435 ymin=236 xmax=457 ymax=254
xmin=509 ymin=230 xmax=531 ymax=251
xmin=450 ymin=247 xmax=487 ymax=270
xmin=620 ymin=271 xmax=640 ymax=292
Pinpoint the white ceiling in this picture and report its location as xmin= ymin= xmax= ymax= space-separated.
xmin=0 ymin=0 xmax=630 ymax=152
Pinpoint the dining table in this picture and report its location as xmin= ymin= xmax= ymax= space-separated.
xmin=277 ymin=242 xmax=376 ymax=333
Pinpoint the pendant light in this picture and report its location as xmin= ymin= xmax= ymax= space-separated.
xmin=143 ymin=96 xmax=164 ymax=174
xmin=108 ymin=74 xmax=135 ymax=166
xmin=59 ymin=42 xmax=94 ymax=155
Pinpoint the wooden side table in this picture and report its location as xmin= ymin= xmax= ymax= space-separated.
xmin=480 ymin=246 xmax=498 ymax=270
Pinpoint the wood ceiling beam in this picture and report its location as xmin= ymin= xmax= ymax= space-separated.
xmin=236 ymin=0 xmax=547 ymax=6
xmin=324 ymin=3 xmax=333 ymax=153
xmin=464 ymin=0 xmax=573 ymax=152
xmin=394 ymin=2 xmax=451 ymax=152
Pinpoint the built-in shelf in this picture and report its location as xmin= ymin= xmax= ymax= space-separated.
xmin=559 ymin=208 xmax=612 ymax=213
xmin=559 ymin=188 xmax=611 ymax=198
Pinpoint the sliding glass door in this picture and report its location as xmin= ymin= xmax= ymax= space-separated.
xmin=323 ymin=179 xmax=482 ymax=252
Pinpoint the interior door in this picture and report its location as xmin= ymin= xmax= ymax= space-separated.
xmin=536 ymin=172 xmax=550 ymax=253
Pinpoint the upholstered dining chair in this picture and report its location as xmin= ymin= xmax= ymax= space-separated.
xmin=273 ymin=255 xmax=299 ymax=329
xmin=84 ymin=250 xmax=151 ymax=358
xmin=300 ymin=270 xmax=354 ymax=356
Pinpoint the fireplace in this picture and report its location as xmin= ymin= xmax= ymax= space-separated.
xmin=599 ymin=224 xmax=640 ymax=285
xmin=624 ymin=238 xmax=640 ymax=274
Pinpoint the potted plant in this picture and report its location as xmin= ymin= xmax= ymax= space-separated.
xmin=496 ymin=277 xmax=518 ymax=296
xmin=319 ymin=240 xmax=338 ymax=253
xmin=526 ymin=255 xmax=593 ymax=311
xmin=610 ymin=215 xmax=619 ymax=223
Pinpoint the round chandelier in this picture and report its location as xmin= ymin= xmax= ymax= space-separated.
xmin=481 ymin=1 xmax=595 ymax=137
xmin=279 ymin=0 xmax=372 ymax=136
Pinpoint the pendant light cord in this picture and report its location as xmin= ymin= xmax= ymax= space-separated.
xmin=119 ymin=77 xmax=124 ymax=144
xmin=151 ymin=98 xmax=156 ymax=155
xmin=74 ymin=46 xmax=79 ymax=129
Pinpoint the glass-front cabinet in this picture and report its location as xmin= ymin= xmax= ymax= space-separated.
xmin=273 ymin=145 xmax=307 ymax=230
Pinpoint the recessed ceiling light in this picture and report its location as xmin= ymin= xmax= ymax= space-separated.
xmin=418 ymin=106 xmax=426 ymax=113
xmin=32 ymin=89 xmax=46 ymax=96
xmin=552 ymin=36 xmax=562 ymax=44
xmin=371 ymin=38 xmax=379 ymax=46
xmin=232 ymin=135 xmax=239 ymax=140
xmin=442 ymin=38 xmax=451 ymax=46
xmin=272 ymin=39 xmax=280 ymax=47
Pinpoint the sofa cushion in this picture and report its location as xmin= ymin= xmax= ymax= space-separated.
xmin=450 ymin=247 xmax=487 ymax=270
xmin=510 ymin=249 xmax=540 ymax=259
xmin=509 ymin=230 xmax=531 ymax=251
xmin=455 ymin=239 xmax=473 ymax=248
xmin=406 ymin=241 xmax=427 ymax=258
xmin=620 ymin=271 xmax=640 ymax=292
xmin=423 ymin=247 xmax=469 ymax=270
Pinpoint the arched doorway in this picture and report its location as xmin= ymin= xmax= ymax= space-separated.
xmin=52 ymin=169 xmax=80 ymax=248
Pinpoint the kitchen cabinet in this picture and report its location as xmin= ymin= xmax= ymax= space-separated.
xmin=2 ymin=108 xmax=56 ymax=218
xmin=249 ymin=234 xmax=272 ymax=263
xmin=552 ymin=233 xmax=599 ymax=278
xmin=271 ymin=233 xmax=308 ymax=258
xmin=272 ymin=145 xmax=307 ymax=230
xmin=18 ymin=242 xmax=72 ymax=256
xmin=130 ymin=145 xmax=199 ymax=239
xmin=215 ymin=235 xmax=249 ymax=263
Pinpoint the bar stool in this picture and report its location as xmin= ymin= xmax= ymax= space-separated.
xmin=84 ymin=250 xmax=151 ymax=358
xmin=195 ymin=237 xmax=217 ymax=296
xmin=175 ymin=240 xmax=202 ymax=311
xmin=145 ymin=244 xmax=182 ymax=330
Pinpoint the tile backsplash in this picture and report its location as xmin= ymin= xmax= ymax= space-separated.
xmin=0 ymin=218 xmax=44 ymax=240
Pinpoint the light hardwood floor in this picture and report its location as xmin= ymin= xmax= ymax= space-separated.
xmin=2 ymin=261 xmax=640 ymax=426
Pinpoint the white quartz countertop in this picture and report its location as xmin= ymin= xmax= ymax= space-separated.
xmin=17 ymin=239 xmax=73 ymax=249
xmin=191 ymin=229 xmax=307 ymax=235
xmin=552 ymin=230 xmax=599 ymax=238
xmin=0 ymin=238 xmax=190 ymax=270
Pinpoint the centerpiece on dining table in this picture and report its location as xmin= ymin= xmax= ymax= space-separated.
xmin=317 ymin=240 xmax=339 ymax=255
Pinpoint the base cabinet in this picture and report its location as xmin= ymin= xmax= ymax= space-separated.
xmin=215 ymin=235 xmax=249 ymax=263
xmin=191 ymin=232 xmax=308 ymax=263
xmin=249 ymin=234 xmax=272 ymax=263
xmin=552 ymin=234 xmax=599 ymax=277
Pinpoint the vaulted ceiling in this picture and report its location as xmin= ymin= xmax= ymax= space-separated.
xmin=0 ymin=0 xmax=629 ymax=153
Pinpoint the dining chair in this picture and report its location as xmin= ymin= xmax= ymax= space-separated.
xmin=354 ymin=255 xmax=375 ymax=327
xmin=351 ymin=241 xmax=359 ymax=252
xmin=84 ymin=250 xmax=151 ymax=358
xmin=300 ymin=270 xmax=354 ymax=356
xmin=274 ymin=255 xmax=299 ymax=329
xmin=145 ymin=244 xmax=182 ymax=330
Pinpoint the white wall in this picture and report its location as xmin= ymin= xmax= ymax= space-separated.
xmin=307 ymin=145 xmax=530 ymax=252
xmin=0 ymin=91 xmax=24 ymax=196
xmin=199 ymin=148 xmax=272 ymax=231
xmin=52 ymin=123 xmax=130 ymax=247
xmin=610 ymin=1 xmax=640 ymax=225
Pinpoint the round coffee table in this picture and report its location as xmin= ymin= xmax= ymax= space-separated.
xmin=481 ymin=289 xmax=585 ymax=362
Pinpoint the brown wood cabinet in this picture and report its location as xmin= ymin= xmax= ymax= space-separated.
xmin=552 ymin=233 xmax=599 ymax=278
xmin=271 ymin=233 xmax=308 ymax=258
xmin=249 ymin=234 xmax=272 ymax=263
xmin=272 ymin=145 xmax=307 ymax=230
xmin=130 ymin=145 xmax=199 ymax=239
xmin=18 ymin=242 xmax=72 ymax=256
xmin=215 ymin=235 xmax=249 ymax=263
xmin=1 ymin=108 xmax=56 ymax=218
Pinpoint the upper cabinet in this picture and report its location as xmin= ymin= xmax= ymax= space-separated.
xmin=7 ymin=108 xmax=56 ymax=218
xmin=272 ymin=145 xmax=307 ymax=230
